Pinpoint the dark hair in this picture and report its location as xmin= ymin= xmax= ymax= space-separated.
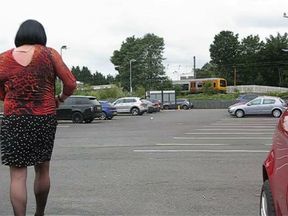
xmin=14 ymin=19 xmax=47 ymax=47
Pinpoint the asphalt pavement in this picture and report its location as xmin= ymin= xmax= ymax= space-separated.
xmin=0 ymin=109 xmax=277 ymax=215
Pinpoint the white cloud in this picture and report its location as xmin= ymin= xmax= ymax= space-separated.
xmin=1 ymin=0 xmax=288 ymax=80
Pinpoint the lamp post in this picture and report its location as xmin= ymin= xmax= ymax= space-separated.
xmin=60 ymin=45 xmax=67 ymax=57
xmin=129 ymin=59 xmax=136 ymax=94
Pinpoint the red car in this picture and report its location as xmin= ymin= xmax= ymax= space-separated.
xmin=260 ymin=109 xmax=288 ymax=215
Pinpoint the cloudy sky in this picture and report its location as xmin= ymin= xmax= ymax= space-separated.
xmin=0 ymin=0 xmax=287 ymax=80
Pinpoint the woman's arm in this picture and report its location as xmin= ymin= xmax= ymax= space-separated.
xmin=49 ymin=48 xmax=77 ymax=101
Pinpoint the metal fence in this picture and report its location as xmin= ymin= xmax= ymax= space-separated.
xmin=227 ymin=85 xmax=288 ymax=94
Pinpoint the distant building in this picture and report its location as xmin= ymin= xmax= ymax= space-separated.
xmin=179 ymin=73 xmax=194 ymax=80
xmin=91 ymin=84 xmax=116 ymax=90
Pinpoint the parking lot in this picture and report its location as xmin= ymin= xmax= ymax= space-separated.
xmin=0 ymin=109 xmax=278 ymax=215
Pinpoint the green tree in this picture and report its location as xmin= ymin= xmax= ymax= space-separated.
xmin=92 ymin=71 xmax=107 ymax=85
xmin=196 ymin=62 xmax=218 ymax=78
xmin=209 ymin=31 xmax=240 ymax=85
xmin=237 ymin=35 xmax=264 ymax=85
xmin=110 ymin=33 xmax=167 ymax=93
xmin=258 ymin=33 xmax=288 ymax=87
xmin=71 ymin=66 xmax=92 ymax=84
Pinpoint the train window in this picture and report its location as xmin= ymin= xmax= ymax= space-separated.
xmin=220 ymin=80 xmax=226 ymax=87
xmin=197 ymin=83 xmax=202 ymax=88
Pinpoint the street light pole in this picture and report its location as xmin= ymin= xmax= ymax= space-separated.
xmin=60 ymin=45 xmax=67 ymax=57
xmin=129 ymin=59 xmax=136 ymax=94
xmin=59 ymin=45 xmax=67 ymax=92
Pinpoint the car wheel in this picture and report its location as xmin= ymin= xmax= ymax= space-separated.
xmin=99 ymin=111 xmax=107 ymax=120
xmin=235 ymin=109 xmax=244 ymax=118
xmin=272 ymin=109 xmax=282 ymax=118
xmin=72 ymin=112 xmax=84 ymax=123
xmin=182 ymin=105 xmax=188 ymax=110
xmin=131 ymin=108 xmax=140 ymax=116
xmin=84 ymin=118 xmax=93 ymax=123
xmin=260 ymin=180 xmax=276 ymax=216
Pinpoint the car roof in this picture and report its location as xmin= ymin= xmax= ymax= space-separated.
xmin=70 ymin=95 xmax=96 ymax=99
xmin=117 ymin=97 xmax=140 ymax=99
xmin=254 ymin=95 xmax=280 ymax=99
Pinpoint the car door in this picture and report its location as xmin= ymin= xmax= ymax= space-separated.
xmin=262 ymin=98 xmax=276 ymax=114
xmin=113 ymin=99 xmax=125 ymax=113
xmin=245 ymin=98 xmax=262 ymax=114
xmin=123 ymin=98 xmax=136 ymax=112
xmin=271 ymin=112 xmax=288 ymax=215
xmin=56 ymin=97 xmax=74 ymax=120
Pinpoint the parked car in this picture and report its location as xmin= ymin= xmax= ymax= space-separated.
xmin=147 ymin=99 xmax=162 ymax=111
xmin=142 ymin=99 xmax=158 ymax=113
xmin=260 ymin=109 xmax=288 ymax=215
xmin=235 ymin=93 xmax=259 ymax=103
xmin=56 ymin=95 xmax=102 ymax=123
xmin=112 ymin=97 xmax=148 ymax=115
xmin=228 ymin=96 xmax=287 ymax=118
xmin=99 ymin=100 xmax=117 ymax=120
xmin=163 ymin=98 xmax=193 ymax=110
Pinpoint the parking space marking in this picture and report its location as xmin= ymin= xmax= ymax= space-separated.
xmin=156 ymin=143 xmax=230 ymax=146
xmin=203 ymin=125 xmax=275 ymax=128
xmin=184 ymin=132 xmax=273 ymax=135
xmin=196 ymin=128 xmax=274 ymax=131
xmin=173 ymin=136 xmax=272 ymax=140
xmin=210 ymin=123 xmax=277 ymax=126
xmin=134 ymin=149 xmax=269 ymax=153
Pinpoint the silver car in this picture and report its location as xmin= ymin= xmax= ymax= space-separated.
xmin=112 ymin=97 xmax=148 ymax=115
xmin=228 ymin=96 xmax=287 ymax=118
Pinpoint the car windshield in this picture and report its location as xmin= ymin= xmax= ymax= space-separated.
xmin=89 ymin=98 xmax=100 ymax=105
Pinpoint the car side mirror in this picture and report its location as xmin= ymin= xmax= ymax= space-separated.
xmin=247 ymin=103 xmax=251 ymax=106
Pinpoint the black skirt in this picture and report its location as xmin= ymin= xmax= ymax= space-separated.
xmin=0 ymin=115 xmax=57 ymax=167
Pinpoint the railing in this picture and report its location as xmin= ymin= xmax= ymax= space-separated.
xmin=227 ymin=85 xmax=288 ymax=94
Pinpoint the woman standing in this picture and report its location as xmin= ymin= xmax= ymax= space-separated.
xmin=0 ymin=19 xmax=77 ymax=215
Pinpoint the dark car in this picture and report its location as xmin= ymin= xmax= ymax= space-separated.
xmin=56 ymin=95 xmax=102 ymax=123
xmin=260 ymin=109 xmax=288 ymax=215
xmin=99 ymin=100 xmax=117 ymax=120
xmin=235 ymin=94 xmax=259 ymax=103
xmin=147 ymin=99 xmax=162 ymax=112
xmin=163 ymin=99 xmax=193 ymax=110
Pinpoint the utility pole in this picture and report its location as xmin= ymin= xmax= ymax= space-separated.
xmin=193 ymin=56 xmax=196 ymax=78
xmin=233 ymin=66 xmax=237 ymax=86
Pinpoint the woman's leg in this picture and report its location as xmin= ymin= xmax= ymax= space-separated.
xmin=9 ymin=166 xmax=28 ymax=216
xmin=34 ymin=161 xmax=50 ymax=216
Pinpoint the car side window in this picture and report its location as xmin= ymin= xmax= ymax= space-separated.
xmin=250 ymin=98 xmax=262 ymax=105
xmin=75 ymin=98 xmax=88 ymax=105
xmin=125 ymin=99 xmax=136 ymax=103
xmin=263 ymin=99 xmax=275 ymax=105
xmin=114 ymin=99 xmax=124 ymax=104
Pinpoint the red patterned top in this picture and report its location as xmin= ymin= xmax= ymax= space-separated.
xmin=0 ymin=45 xmax=77 ymax=115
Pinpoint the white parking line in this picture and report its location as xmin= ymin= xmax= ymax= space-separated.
xmin=196 ymin=128 xmax=274 ymax=131
xmin=210 ymin=123 xmax=277 ymax=126
xmin=173 ymin=137 xmax=272 ymax=140
xmin=156 ymin=143 xmax=230 ymax=146
xmin=134 ymin=149 xmax=269 ymax=153
xmin=201 ymin=125 xmax=275 ymax=128
xmin=184 ymin=132 xmax=273 ymax=135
